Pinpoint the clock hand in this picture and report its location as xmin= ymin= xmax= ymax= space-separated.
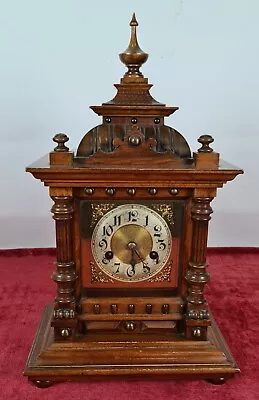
xmin=132 ymin=247 xmax=151 ymax=273
xmin=127 ymin=241 xmax=150 ymax=272
xmin=127 ymin=242 xmax=137 ymax=273
xmin=127 ymin=251 xmax=136 ymax=277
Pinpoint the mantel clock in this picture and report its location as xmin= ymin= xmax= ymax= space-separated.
xmin=24 ymin=14 xmax=243 ymax=387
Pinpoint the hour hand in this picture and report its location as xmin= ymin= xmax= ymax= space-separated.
xmin=127 ymin=242 xmax=150 ymax=272
xmin=127 ymin=241 xmax=137 ymax=267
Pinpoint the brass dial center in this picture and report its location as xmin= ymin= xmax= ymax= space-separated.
xmin=127 ymin=242 xmax=137 ymax=250
xmin=110 ymin=224 xmax=153 ymax=265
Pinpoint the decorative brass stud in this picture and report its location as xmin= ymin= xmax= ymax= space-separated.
xmin=105 ymin=117 xmax=112 ymax=123
xmin=192 ymin=327 xmax=202 ymax=338
xmin=154 ymin=118 xmax=160 ymax=124
xmin=127 ymin=188 xmax=136 ymax=196
xmin=106 ymin=188 xmax=116 ymax=196
xmin=131 ymin=117 xmax=138 ymax=124
xmin=124 ymin=321 xmax=136 ymax=331
xmin=60 ymin=328 xmax=71 ymax=338
xmin=128 ymin=135 xmax=141 ymax=146
xmin=169 ymin=188 xmax=179 ymax=195
xmin=84 ymin=188 xmax=95 ymax=195
xmin=148 ymin=187 xmax=157 ymax=195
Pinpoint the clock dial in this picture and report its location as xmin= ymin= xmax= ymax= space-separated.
xmin=91 ymin=204 xmax=172 ymax=282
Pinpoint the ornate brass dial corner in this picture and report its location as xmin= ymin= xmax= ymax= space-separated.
xmin=90 ymin=203 xmax=115 ymax=227
xmin=148 ymin=262 xmax=172 ymax=282
xmin=90 ymin=261 xmax=115 ymax=283
xmin=151 ymin=204 xmax=174 ymax=225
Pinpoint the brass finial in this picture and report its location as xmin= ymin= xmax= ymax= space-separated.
xmin=119 ymin=13 xmax=148 ymax=79
xmin=130 ymin=12 xmax=138 ymax=26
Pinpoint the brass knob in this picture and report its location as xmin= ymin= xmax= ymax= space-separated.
xmin=127 ymin=188 xmax=136 ymax=196
xmin=169 ymin=188 xmax=179 ymax=195
xmin=124 ymin=321 xmax=136 ymax=331
xmin=106 ymin=188 xmax=116 ymax=196
xmin=192 ymin=327 xmax=202 ymax=338
xmin=85 ymin=188 xmax=95 ymax=195
xmin=148 ymin=188 xmax=157 ymax=195
xmin=60 ymin=328 xmax=71 ymax=338
xmin=128 ymin=135 xmax=141 ymax=146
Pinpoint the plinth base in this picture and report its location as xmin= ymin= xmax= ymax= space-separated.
xmin=24 ymin=304 xmax=239 ymax=386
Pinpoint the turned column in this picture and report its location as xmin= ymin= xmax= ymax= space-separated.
xmin=185 ymin=196 xmax=213 ymax=340
xmin=50 ymin=195 xmax=78 ymax=340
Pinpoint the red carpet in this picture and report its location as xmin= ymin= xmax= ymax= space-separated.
xmin=0 ymin=248 xmax=258 ymax=400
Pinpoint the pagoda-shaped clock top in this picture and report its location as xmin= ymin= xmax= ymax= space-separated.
xmin=91 ymin=13 xmax=177 ymax=111
xmin=77 ymin=14 xmax=192 ymax=160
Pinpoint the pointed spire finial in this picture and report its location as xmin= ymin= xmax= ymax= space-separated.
xmin=119 ymin=14 xmax=148 ymax=80
xmin=130 ymin=13 xmax=138 ymax=26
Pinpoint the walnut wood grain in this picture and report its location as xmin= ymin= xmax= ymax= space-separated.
xmin=24 ymin=304 xmax=239 ymax=385
xmin=50 ymin=196 xmax=78 ymax=340
xmin=185 ymin=197 xmax=213 ymax=341
xmin=24 ymin=14 xmax=243 ymax=384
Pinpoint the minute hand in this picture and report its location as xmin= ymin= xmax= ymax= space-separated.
xmin=133 ymin=248 xmax=150 ymax=272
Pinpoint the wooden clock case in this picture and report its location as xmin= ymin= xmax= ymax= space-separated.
xmin=24 ymin=15 xmax=243 ymax=387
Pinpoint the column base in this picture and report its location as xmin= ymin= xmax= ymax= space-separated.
xmin=24 ymin=304 xmax=239 ymax=386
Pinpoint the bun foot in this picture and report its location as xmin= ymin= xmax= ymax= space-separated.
xmin=207 ymin=377 xmax=226 ymax=385
xmin=31 ymin=380 xmax=54 ymax=388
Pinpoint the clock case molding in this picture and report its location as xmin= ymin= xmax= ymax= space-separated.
xmin=24 ymin=14 xmax=243 ymax=387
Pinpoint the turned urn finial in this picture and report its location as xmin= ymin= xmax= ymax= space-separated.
xmin=197 ymin=135 xmax=214 ymax=153
xmin=119 ymin=13 xmax=148 ymax=79
xmin=53 ymin=133 xmax=69 ymax=152
xmin=194 ymin=134 xmax=219 ymax=168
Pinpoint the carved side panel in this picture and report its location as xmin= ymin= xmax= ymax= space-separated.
xmin=185 ymin=197 xmax=213 ymax=341
xmin=51 ymin=196 xmax=78 ymax=340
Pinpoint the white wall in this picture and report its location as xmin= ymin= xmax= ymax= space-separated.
xmin=0 ymin=0 xmax=258 ymax=249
